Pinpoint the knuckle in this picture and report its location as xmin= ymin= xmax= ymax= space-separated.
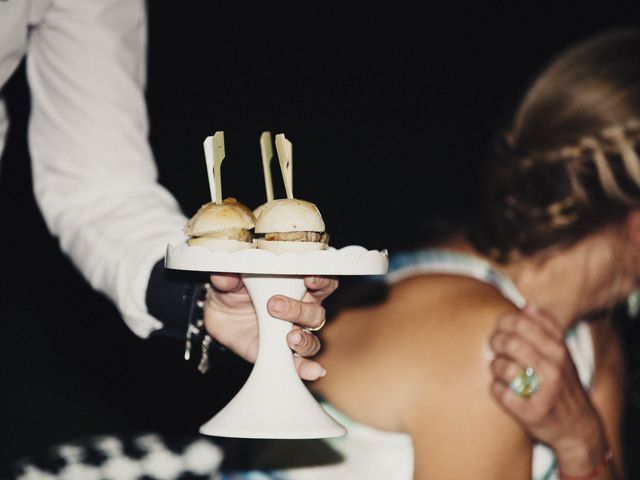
xmin=307 ymin=276 xmax=333 ymax=292
xmin=499 ymin=386 xmax=514 ymax=406
xmin=298 ymin=332 xmax=312 ymax=350
xmin=319 ymin=276 xmax=332 ymax=288
xmin=298 ymin=333 xmax=320 ymax=356
xmin=491 ymin=357 xmax=507 ymax=376
xmin=514 ymin=316 xmax=534 ymax=337
xmin=513 ymin=315 xmax=527 ymax=333
xmin=504 ymin=362 xmax=519 ymax=379
xmin=310 ymin=276 xmax=326 ymax=289
xmin=489 ymin=332 xmax=505 ymax=351
xmin=505 ymin=335 xmax=521 ymax=354
xmin=309 ymin=337 xmax=321 ymax=356
xmin=490 ymin=356 xmax=500 ymax=372
xmin=290 ymin=330 xmax=307 ymax=349
xmin=292 ymin=301 xmax=304 ymax=323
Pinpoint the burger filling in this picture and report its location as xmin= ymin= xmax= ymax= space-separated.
xmin=189 ymin=228 xmax=253 ymax=243
xmin=260 ymin=231 xmax=329 ymax=243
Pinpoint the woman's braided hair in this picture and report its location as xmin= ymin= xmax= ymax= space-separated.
xmin=470 ymin=29 xmax=640 ymax=262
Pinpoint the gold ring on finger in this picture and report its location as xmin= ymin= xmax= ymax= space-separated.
xmin=509 ymin=366 xmax=541 ymax=398
xmin=305 ymin=318 xmax=326 ymax=332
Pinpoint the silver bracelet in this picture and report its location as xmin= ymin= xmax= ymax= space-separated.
xmin=184 ymin=282 xmax=212 ymax=373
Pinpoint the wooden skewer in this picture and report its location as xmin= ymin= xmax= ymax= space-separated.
xmin=275 ymin=133 xmax=293 ymax=199
xmin=260 ymin=131 xmax=274 ymax=202
xmin=202 ymin=136 xmax=216 ymax=203
xmin=212 ymin=131 xmax=225 ymax=204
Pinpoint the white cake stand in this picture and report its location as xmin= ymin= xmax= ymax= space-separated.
xmin=165 ymin=242 xmax=388 ymax=439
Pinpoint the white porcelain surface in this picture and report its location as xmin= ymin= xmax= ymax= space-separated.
xmin=165 ymin=242 xmax=388 ymax=275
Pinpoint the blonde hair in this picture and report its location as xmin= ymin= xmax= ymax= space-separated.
xmin=470 ymin=29 xmax=640 ymax=262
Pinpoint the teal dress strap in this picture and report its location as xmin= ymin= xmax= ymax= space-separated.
xmin=387 ymin=249 xmax=526 ymax=308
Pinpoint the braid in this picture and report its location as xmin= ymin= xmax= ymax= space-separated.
xmin=603 ymin=121 xmax=640 ymax=190
xmin=565 ymin=155 xmax=590 ymax=206
xmin=582 ymin=136 xmax=636 ymax=205
xmin=472 ymin=120 xmax=640 ymax=262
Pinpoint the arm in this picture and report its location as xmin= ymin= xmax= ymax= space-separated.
xmin=26 ymin=0 xmax=187 ymax=338
xmin=589 ymin=318 xmax=626 ymax=478
xmin=24 ymin=1 xmax=334 ymax=374
xmin=490 ymin=307 xmax=622 ymax=479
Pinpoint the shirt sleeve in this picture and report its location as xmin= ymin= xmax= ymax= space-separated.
xmin=26 ymin=0 xmax=189 ymax=338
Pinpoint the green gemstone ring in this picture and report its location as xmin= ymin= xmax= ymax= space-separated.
xmin=509 ymin=366 xmax=541 ymax=398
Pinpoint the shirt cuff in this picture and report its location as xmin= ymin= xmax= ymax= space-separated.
xmin=145 ymin=259 xmax=208 ymax=339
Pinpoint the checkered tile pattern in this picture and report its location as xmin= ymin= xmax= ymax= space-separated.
xmin=8 ymin=433 xmax=224 ymax=480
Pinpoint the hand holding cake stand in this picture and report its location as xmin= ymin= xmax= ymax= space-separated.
xmin=165 ymin=243 xmax=388 ymax=439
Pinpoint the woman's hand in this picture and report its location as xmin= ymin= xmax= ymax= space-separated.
xmin=203 ymin=273 xmax=338 ymax=381
xmin=489 ymin=306 xmax=613 ymax=478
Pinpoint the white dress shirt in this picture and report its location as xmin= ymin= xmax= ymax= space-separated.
xmin=0 ymin=0 xmax=188 ymax=337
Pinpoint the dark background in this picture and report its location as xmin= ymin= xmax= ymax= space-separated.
xmin=2 ymin=1 xmax=640 ymax=474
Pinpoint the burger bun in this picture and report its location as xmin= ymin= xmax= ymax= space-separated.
xmin=255 ymin=198 xmax=325 ymax=234
xmin=188 ymin=237 xmax=256 ymax=252
xmin=185 ymin=201 xmax=255 ymax=237
xmin=256 ymin=239 xmax=327 ymax=254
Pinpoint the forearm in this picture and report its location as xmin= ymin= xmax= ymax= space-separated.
xmin=26 ymin=0 xmax=188 ymax=336
xmin=553 ymin=415 xmax=621 ymax=480
xmin=557 ymin=451 xmax=618 ymax=480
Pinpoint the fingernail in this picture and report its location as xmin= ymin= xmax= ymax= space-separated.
xmin=319 ymin=368 xmax=327 ymax=377
xmin=289 ymin=331 xmax=302 ymax=345
xmin=525 ymin=303 xmax=540 ymax=314
xmin=309 ymin=276 xmax=321 ymax=284
xmin=270 ymin=298 xmax=287 ymax=313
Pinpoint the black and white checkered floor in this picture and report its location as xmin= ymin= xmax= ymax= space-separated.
xmin=8 ymin=433 xmax=224 ymax=480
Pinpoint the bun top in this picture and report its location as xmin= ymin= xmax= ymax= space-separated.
xmin=253 ymin=202 xmax=266 ymax=220
xmin=222 ymin=197 xmax=255 ymax=219
xmin=185 ymin=199 xmax=255 ymax=236
xmin=254 ymin=198 xmax=325 ymax=233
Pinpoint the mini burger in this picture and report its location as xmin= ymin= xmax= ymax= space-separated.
xmin=184 ymin=197 xmax=256 ymax=251
xmin=254 ymin=198 xmax=329 ymax=253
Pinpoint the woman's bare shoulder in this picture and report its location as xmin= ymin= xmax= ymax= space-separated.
xmin=387 ymin=274 xmax=532 ymax=479
xmin=325 ymin=273 xmax=520 ymax=392
xmin=384 ymin=273 xmax=518 ymax=340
